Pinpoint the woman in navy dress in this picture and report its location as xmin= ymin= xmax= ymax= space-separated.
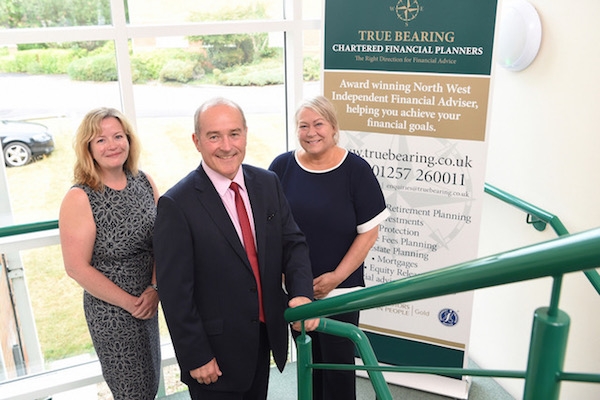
xmin=270 ymin=96 xmax=388 ymax=400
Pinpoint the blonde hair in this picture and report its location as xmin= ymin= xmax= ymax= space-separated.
xmin=73 ymin=107 xmax=140 ymax=191
xmin=295 ymin=95 xmax=340 ymax=143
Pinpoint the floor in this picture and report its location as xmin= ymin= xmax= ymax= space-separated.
xmin=164 ymin=359 xmax=515 ymax=400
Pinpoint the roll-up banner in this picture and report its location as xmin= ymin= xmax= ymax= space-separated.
xmin=322 ymin=0 xmax=499 ymax=398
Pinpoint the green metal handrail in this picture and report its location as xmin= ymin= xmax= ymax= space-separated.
xmin=484 ymin=183 xmax=569 ymax=236
xmin=296 ymin=318 xmax=393 ymax=400
xmin=3 ymin=187 xmax=600 ymax=399
xmin=484 ymin=183 xmax=600 ymax=304
xmin=287 ymin=227 xmax=600 ymax=400
xmin=0 ymin=220 xmax=58 ymax=238
xmin=288 ymin=227 xmax=600 ymax=321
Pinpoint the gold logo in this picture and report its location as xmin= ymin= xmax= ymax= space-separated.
xmin=392 ymin=0 xmax=422 ymax=25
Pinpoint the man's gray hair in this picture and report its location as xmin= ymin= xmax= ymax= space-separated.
xmin=194 ymin=97 xmax=247 ymax=134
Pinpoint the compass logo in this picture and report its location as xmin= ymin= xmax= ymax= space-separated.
xmin=391 ymin=0 xmax=422 ymax=25
xmin=438 ymin=308 xmax=459 ymax=327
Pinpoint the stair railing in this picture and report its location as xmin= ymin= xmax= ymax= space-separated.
xmin=286 ymin=185 xmax=600 ymax=400
xmin=2 ymin=185 xmax=600 ymax=400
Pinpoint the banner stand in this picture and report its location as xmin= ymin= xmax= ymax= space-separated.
xmin=323 ymin=0 xmax=499 ymax=397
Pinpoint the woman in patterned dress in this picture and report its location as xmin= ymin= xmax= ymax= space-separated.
xmin=59 ymin=107 xmax=161 ymax=399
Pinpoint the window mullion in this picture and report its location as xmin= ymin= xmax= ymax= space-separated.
xmin=110 ymin=0 xmax=137 ymax=125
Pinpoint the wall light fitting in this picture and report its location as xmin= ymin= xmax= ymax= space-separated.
xmin=496 ymin=0 xmax=542 ymax=71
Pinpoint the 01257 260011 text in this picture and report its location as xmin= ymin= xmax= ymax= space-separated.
xmin=371 ymin=165 xmax=466 ymax=186
xmin=349 ymin=148 xmax=473 ymax=187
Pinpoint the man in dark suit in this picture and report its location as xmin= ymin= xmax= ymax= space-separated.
xmin=153 ymin=97 xmax=317 ymax=400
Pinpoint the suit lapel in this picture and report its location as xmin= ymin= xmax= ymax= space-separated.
xmin=193 ymin=166 xmax=250 ymax=269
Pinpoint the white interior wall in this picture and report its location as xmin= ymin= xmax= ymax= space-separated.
xmin=472 ymin=0 xmax=600 ymax=398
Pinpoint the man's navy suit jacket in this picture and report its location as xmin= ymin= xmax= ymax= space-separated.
xmin=154 ymin=164 xmax=313 ymax=392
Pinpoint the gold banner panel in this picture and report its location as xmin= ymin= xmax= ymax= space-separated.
xmin=324 ymin=70 xmax=490 ymax=141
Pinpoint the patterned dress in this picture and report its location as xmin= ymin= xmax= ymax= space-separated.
xmin=77 ymin=171 xmax=160 ymax=400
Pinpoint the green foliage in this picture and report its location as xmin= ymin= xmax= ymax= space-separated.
xmin=67 ymin=53 xmax=117 ymax=81
xmin=131 ymin=48 xmax=206 ymax=83
xmin=159 ymin=59 xmax=196 ymax=83
xmin=303 ymin=55 xmax=322 ymax=81
xmin=0 ymin=45 xmax=318 ymax=87
xmin=208 ymin=42 xmax=249 ymax=69
xmin=3 ymin=49 xmax=79 ymax=74
xmin=64 ymin=41 xmax=119 ymax=82
xmin=204 ymin=54 xmax=320 ymax=86
xmin=22 ymin=245 xmax=94 ymax=362
xmin=66 ymin=41 xmax=107 ymax=52
xmin=131 ymin=51 xmax=169 ymax=82
xmin=0 ymin=56 xmax=18 ymax=73
xmin=214 ymin=58 xmax=283 ymax=86
xmin=0 ymin=47 xmax=17 ymax=72
xmin=17 ymin=43 xmax=49 ymax=51
xmin=0 ymin=0 xmax=26 ymax=28
xmin=0 ymin=0 xmax=111 ymax=29
xmin=65 ymin=0 xmax=112 ymax=26
xmin=0 ymin=1 xmax=312 ymax=86
xmin=188 ymin=4 xmax=271 ymax=70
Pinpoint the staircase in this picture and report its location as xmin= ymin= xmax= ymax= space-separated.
xmin=163 ymin=360 xmax=515 ymax=400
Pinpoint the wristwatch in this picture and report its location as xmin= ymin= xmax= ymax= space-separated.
xmin=150 ymin=284 xmax=158 ymax=291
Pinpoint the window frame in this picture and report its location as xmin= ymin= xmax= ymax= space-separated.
xmin=0 ymin=0 xmax=321 ymax=383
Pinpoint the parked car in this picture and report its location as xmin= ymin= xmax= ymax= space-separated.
xmin=0 ymin=120 xmax=55 ymax=167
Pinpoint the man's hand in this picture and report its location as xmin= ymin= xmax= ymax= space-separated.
xmin=190 ymin=358 xmax=222 ymax=385
xmin=288 ymin=296 xmax=320 ymax=332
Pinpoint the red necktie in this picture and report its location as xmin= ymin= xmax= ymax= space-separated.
xmin=230 ymin=182 xmax=265 ymax=322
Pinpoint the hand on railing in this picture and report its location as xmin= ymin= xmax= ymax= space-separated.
xmin=288 ymin=296 xmax=319 ymax=332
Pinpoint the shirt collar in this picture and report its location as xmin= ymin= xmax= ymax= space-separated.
xmin=201 ymin=162 xmax=246 ymax=197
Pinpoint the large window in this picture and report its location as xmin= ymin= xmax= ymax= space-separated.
xmin=0 ymin=0 xmax=321 ymax=396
